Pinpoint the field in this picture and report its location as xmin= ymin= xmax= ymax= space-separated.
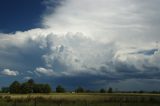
xmin=0 ymin=93 xmax=160 ymax=106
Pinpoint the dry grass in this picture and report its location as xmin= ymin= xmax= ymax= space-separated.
xmin=0 ymin=93 xmax=160 ymax=103
xmin=0 ymin=93 xmax=160 ymax=106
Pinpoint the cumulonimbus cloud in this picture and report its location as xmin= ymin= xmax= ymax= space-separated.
xmin=0 ymin=0 xmax=160 ymax=90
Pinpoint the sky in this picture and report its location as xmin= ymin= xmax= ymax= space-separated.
xmin=0 ymin=0 xmax=160 ymax=91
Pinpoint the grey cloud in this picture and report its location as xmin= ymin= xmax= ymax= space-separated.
xmin=109 ymin=78 xmax=160 ymax=91
xmin=129 ymin=49 xmax=158 ymax=56
xmin=0 ymin=30 xmax=116 ymax=76
xmin=0 ymin=28 xmax=160 ymax=90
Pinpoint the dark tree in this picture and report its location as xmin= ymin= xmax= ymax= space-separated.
xmin=75 ymin=86 xmax=84 ymax=93
xmin=8 ymin=79 xmax=52 ymax=94
xmin=108 ymin=87 xmax=113 ymax=93
xmin=1 ymin=87 xmax=9 ymax=93
xmin=20 ymin=79 xmax=35 ymax=94
xmin=27 ymin=79 xmax=35 ymax=93
xmin=100 ymin=88 xmax=106 ymax=93
xmin=139 ymin=90 xmax=144 ymax=93
xmin=56 ymin=85 xmax=65 ymax=93
xmin=27 ymin=79 xmax=34 ymax=84
xmin=21 ymin=82 xmax=31 ymax=94
xmin=9 ymin=81 xmax=21 ymax=94
xmin=33 ymin=84 xmax=44 ymax=93
xmin=85 ymin=89 xmax=93 ymax=93
xmin=33 ymin=84 xmax=51 ymax=93
xmin=33 ymin=84 xmax=41 ymax=93
xmin=43 ymin=84 xmax=51 ymax=93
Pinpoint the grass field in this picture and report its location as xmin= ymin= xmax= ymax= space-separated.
xmin=0 ymin=93 xmax=160 ymax=106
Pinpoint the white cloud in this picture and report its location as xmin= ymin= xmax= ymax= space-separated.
xmin=114 ymin=48 xmax=160 ymax=71
xmin=41 ymin=32 xmax=116 ymax=72
xmin=0 ymin=27 xmax=159 ymax=78
xmin=35 ymin=67 xmax=56 ymax=76
xmin=42 ymin=0 xmax=160 ymax=45
xmin=0 ymin=69 xmax=19 ymax=76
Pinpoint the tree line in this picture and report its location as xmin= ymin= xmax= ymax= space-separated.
xmin=1 ymin=79 xmax=51 ymax=94
xmin=0 ymin=79 xmax=112 ymax=94
xmin=1 ymin=79 xmax=159 ymax=94
xmin=0 ymin=79 xmax=113 ymax=94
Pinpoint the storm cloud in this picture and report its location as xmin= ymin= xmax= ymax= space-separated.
xmin=0 ymin=0 xmax=160 ymax=91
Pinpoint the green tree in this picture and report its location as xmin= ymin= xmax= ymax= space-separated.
xmin=33 ymin=84 xmax=39 ymax=93
xmin=100 ymin=88 xmax=106 ymax=93
xmin=33 ymin=84 xmax=51 ymax=93
xmin=43 ymin=84 xmax=51 ymax=93
xmin=9 ymin=81 xmax=21 ymax=94
xmin=56 ymin=85 xmax=65 ymax=93
xmin=108 ymin=87 xmax=113 ymax=93
xmin=9 ymin=80 xmax=52 ymax=94
xmin=27 ymin=79 xmax=34 ymax=84
xmin=33 ymin=84 xmax=43 ymax=93
xmin=85 ymin=89 xmax=93 ymax=93
xmin=139 ymin=90 xmax=144 ymax=93
xmin=21 ymin=82 xmax=31 ymax=94
xmin=75 ymin=86 xmax=84 ymax=93
xmin=27 ymin=79 xmax=35 ymax=93
xmin=1 ymin=87 xmax=9 ymax=93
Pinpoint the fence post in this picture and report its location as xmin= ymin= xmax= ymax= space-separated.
xmin=85 ymin=100 xmax=88 ymax=106
xmin=34 ymin=98 xmax=37 ymax=106
xmin=14 ymin=100 xmax=17 ymax=106
xmin=59 ymin=103 xmax=62 ymax=106
xmin=120 ymin=102 xmax=122 ymax=106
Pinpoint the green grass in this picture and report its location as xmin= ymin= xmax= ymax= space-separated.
xmin=0 ymin=93 xmax=160 ymax=106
